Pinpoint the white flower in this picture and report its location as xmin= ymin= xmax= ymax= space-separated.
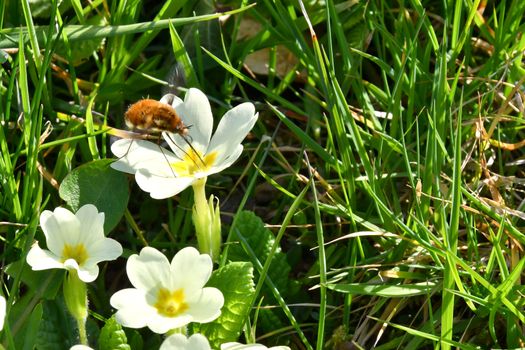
xmin=0 ymin=295 xmax=6 ymax=330
xmin=110 ymin=246 xmax=224 ymax=334
xmin=111 ymin=88 xmax=258 ymax=199
xmin=26 ymin=204 xmax=123 ymax=283
xmin=70 ymin=345 xmax=94 ymax=350
xmin=160 ymin=333 xmax=211 ymax=350
xmin=221 ymin=343 xmax=290 ymax=350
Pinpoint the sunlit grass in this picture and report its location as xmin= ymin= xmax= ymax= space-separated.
xmin=1 ymin=0 xmax=525 ymax=349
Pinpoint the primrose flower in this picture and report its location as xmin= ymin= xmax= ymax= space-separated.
xmin=110 ymin=246 xmax=224 ymax=334
xmin=160 ymin=333 xmax=211 ymax=350
xmin=221 ymin=343 xmax=291 ymax=350
xmin=111 ymin=88 xmax=258 ymax=199
xmin=0 ymin=295 xmax=6 ymax=330
xmin=26 ymin=204 xmax=123 ymax=283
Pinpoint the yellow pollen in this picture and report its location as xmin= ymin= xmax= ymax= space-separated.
xmin=171 ymin=149 xmax=217 ymax=177
xmin=154 ymin=288 xmax=188 ymax=317
xmin=61 ymin=244 xmax=88 ymax=265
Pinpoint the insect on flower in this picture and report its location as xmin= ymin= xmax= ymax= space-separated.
xmin=121 ymin=95 xmax=206 ymax=168
xmin=111 ymin=88 xmax=258 ymax=199
xmin=124 ymin=98 xmax=189 ymax=136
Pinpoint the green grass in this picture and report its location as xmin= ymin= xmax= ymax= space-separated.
xmin=1 ymin=0 xmax=525 ymax=349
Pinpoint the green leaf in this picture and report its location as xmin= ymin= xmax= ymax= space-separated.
xmin=7 ymin=293 xmax=43 ymax=350
xmin=327 ymin=282 xmax=438 ymax=297
xmin=228 ymin=211 xmax=292 ymax=297
xmin=56 ymin=15 xmax=107 ymax=65
xmin=28 ymin=0 xmax=55 ymax=18
xmin=59 ymin=159 xmax=130 ymax=234
xmin=0 ymin=7 xmax=254 ymax=49
xmin=195 ymin=262 xmax=255 ymax=348
xmin=99 ymin=316 xmax=130 ymax=350
xmin=35 ymin=299 xmax=77 ymax=350
xmin=22 ymin=302 xmax=43 ymax=350
xmin=5 ymin=260 xmax=63 ymax=300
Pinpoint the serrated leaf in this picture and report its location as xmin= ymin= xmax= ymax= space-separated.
xmin=228 ymin=211 xmax=292 ymax=296
xmin=195 ymin=262 xmax=255 ymax=348
xmin=59 ymin=159 xmax=129 ymax=234
xmin=99 ymin=316 xmax=130 ymax=350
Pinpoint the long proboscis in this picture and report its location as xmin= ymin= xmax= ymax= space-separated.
xmin=163 ymin=132 xmax=207 ymax=168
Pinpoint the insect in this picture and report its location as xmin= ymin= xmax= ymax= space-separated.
xmin=124 ymin=99 xmax=189 ymax=136
xmin=122 ymin=97 xmax=205 ymax=168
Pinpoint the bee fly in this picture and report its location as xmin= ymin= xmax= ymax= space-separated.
xmin=122 ymin=97 xmax=206 ymax=169
xmin=124 ymin=99 xmax=189 ymax=137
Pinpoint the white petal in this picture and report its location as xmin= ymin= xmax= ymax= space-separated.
xmin=70 ymin=345 xmax=95 ymax=350
xmin=85 ymin=238 xmax=122 ymax=264
xmin=160 ymin=334 xmax=211 ymax=350
xmin=40 ymin=208 xmax=80 ymax=256
xmin=170 ymin=247 xmax=212 ymax=290
xmin=162 ymin=132 xmax=192 ymax=160
xmin=174 ymin=88 xmax=213 ymax=152
xmin=160 ymin=93 xmax=183 ymax=108
xmin=220 ymin=344 xmax=290 ymax=350
xmin=135 ymin=169 xmax=195 ymax=199
xmin=111 ymin=288 xmax=157 ymax=329
xmin=63 ymin=258 xmax=80 ymax=271
xmin=64 ymin=259 xmax=99 ymax=283
xmin=221 ymin=344 xmax=266 ymax=350
xmin=160 ymin=334 xmax=189 ymax=350
xmin=111 ymin=139 xmax=180 ymax=175
xmin=0 ymin=295 xmax=5 ymax=331
xmin=186 ymin=287 xmax=224 ymax=323
xmin=206 ymin=145 xmax=244 ymax=177
xmin=76 ymin=264 xmax=99 ymax=283
xmin=26 ymin=244 xmax=64 ymax=271
xmin=126 ymin=247 xmax=171 ymax=291
xmin=110 ymin=288 xmax=144 ymax=309
xmin=147 ymin=313 xmax=192 ymax=334
xmin=75 ymin=204 xmax=105 ymax=246
xmin=207 ymin=103 xmax=257 ymax=163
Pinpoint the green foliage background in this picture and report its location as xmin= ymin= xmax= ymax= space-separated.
xmin=1 ymin=0 xmax=525 ymax=349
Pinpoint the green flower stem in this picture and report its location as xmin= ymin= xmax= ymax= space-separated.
xmin=63 ymin=271 xmax=88 ymax=345
xmin=76 ymin=317 xmax=88 ymax=346
xmin=192 ymin=177 xmax=221 ymax=261
xmin=165 ymin=326 xmax=187 ymax=337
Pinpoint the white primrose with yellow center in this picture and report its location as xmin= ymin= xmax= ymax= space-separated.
xmin=111 ymin=88 xmax=258 ymax=199
xmin=109 ymin=246 xmax=224 ymax=334
xmin=26 ymin=204 xmax=123 ymax=283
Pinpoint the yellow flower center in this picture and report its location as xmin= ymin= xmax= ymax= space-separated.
xmin=62 ymin=244 xmax=88 ymax=265
xmin=154 ymin=288 xmax=188 ymax=317
xmin=171 ymin=149 xmax=217 ymax=177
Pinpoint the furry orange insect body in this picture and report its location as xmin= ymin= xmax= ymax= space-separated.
xmin=124 ymin=99 xmax=189 ymax=136
xmin=122 ymin=98 xmax=206 ymax=168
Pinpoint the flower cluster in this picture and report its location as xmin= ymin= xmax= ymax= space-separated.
xmin=18 ymin=89 xmax=288 ymax=350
